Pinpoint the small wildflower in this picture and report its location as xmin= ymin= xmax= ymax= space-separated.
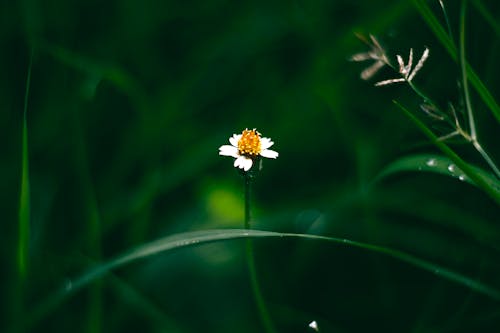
xmin=375 ymin=47 xmax=429 ymax=86
xmin=409 ymin=48 xmax=429 ymax=81
xmin=350 ymin=34 xmax=390 ymax=80
xmin=219 ymin=128 xmax=278 ymax=171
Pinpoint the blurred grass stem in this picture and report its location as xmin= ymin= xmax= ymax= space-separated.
xmin=18 ymin=48 xmax=33 ymax=283
xmin=244 ymin=174 xmax=277 ymax=333
xmin=12 ymin=46 xmax=34 ymax=333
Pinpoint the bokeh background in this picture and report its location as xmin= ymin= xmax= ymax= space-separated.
xmin=2 ymin=0 xmax=500 ymax=332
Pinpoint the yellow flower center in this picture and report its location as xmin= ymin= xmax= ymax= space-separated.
xmin=238 ymin=129 xmax=261 ymax=156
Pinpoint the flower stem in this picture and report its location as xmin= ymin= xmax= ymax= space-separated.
xmin=244 ymin=174 xmax=277 ymax=333
xmin=244 ymin=175 xmax=252 ymax=229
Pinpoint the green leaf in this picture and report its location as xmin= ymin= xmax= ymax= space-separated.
xmin=24 ymin=228 xmax=500 ymax=331
xmin=375 ymin=154 xmax=500 ymax=191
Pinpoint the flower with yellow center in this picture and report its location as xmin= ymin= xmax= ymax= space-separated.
xmin=219 ymin=129 xmax=278 ymax=171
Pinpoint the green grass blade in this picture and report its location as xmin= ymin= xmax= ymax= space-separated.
xmin=18 ymin=121 xmax=30 ymax=280
xmin=471 ymin=0 xmax=500 ymax=38
xmin=11 ymin=47 xmax=34 ymax=332
xmin=393 ymin=101 xmax=500 ymax=204
xmin=18 ymin=49 xmax=34 ymax=281
xmin=412 ymin=0 xmax=500 ymax=123
xmin=412 ymin=0 xmax=456 ymax=53
xmin=375 ymin=154 xmax=500 ymax=191
xmin=24 ymin=228 xmax=500 ymax=331
xmin=459 ymin=0 xmax=476 ymax=139
xmin=465 ymin=68 xmax=500 ymax=123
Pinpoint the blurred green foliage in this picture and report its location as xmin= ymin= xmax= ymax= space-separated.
xmin=1 ymin=0 xmax=500 ymax=332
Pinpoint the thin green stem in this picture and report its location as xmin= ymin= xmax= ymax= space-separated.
xmin=438 ymin=0 xmax=455 ymax=47
xmin=244 ymin=174 xmax=277 ymax=333
xmin=413 ymin=0 xmax=500 ymax=123
xmin=394 ymin=101 xmax=500 ymax=204
xmin=404 ymin=45 xmax=499 ymax=179
xmin=408 ymin=81 xmax=435 ymax=106
xmin=409 ymin=80 xmax=464 ymax=135
xmin=244 ymin=175 xmax=252 ymax=229
xmin=410 ymin=80 xmax=499 ymax=179
xmin=460 ymin=0 xmax=476 ymax=140
xmin=472 ymin=140 xmax=500 ymax=179
xmin=459 ymin=0 xmax=500 ymax=178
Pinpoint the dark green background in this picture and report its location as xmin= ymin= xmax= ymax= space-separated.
xmin=2 ymin=0 xmax=499 ymax=332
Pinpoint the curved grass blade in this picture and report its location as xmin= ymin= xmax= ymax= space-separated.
xmin=393 ymin=101 xmax=500 ymax=204
xmin=375 ymin=154 xmax=500 ymax=191
xmin=412 ymin=0 xmax=500 ymax=123
xmin=23 ymin=228 xmax=500 ymax=331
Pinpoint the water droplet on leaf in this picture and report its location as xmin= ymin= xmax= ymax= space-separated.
xmin=426 ymin=158 xmax=437 ymax=167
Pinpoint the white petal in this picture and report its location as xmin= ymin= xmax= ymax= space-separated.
xmin=219 ymin=145 xmax=239 ymax=158
xmin=229 ymin=134 xmax=241 ymax=147
xmin=260 ymin=149 xmax=278 ymax=159
xmin=234 ymin=156 xmax=253 ymax=171
xmin=242 ymin=158 xmax=253 ymax=171
xmin=234 ymin=156 xmax=245 ymax=168
xmin=260 ymin=137 xmax=274 ymax=149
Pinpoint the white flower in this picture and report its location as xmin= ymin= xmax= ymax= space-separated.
xmin=219 ymin=128 xmax=279 ymax=171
